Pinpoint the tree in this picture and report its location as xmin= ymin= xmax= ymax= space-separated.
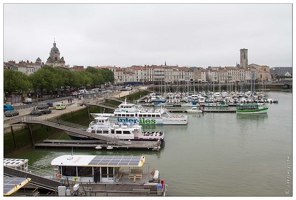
xmin=4 ymin=69 xmax=32 ymax=95
xmin=29 ymin=68 xmax=57 ymax=97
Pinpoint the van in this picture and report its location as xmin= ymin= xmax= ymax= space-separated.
xmin=4 ymin=104 xmax=14 ymax=111
xmin=23 ymin=98 xmax=32 ymax=104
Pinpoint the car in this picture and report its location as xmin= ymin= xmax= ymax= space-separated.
xmin=46 ymin=102 xmax=54 ymax=107
xmin=39 ymin=108 xmax=52 ymax=114
xmin=36 ymin=103 xmax=49 ymax=109
xmin=4 ymin=110 xmax=19 ymax=117
xmin=30 ymin=110 xmax=42 ymax=116
xmin=55 ymin=103 xmax=66 ymax=110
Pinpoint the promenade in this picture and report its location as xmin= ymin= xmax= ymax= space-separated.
xmin=3 ymin=86 xmax=147 ymax=133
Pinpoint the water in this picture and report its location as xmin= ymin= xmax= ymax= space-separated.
xmin=6 ymin=91 xmax=293 ymax=196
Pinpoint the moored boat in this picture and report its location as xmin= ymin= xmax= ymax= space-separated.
xmin=186 ymin=106 xmax=203 ymax=114
xmin=91 ymin=99 xmax=188 ymax=125
xmin=66 ymin=116 xmax=165 ymax=145
xmin=236 ymin=103 xmax=268 ymax=114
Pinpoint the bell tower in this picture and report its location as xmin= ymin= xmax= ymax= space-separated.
xmin=240 ymin=48 xmax=248 ymax=68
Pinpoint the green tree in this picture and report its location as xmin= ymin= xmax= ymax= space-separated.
xmin=29 ymin=67 xmax=57 ymax=97
xmin=4 ymin=69 xmax=32 ymax=95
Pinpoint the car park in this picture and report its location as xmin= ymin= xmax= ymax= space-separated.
xmin=39 ymin=108 xmax=52 ymax=114
xmin=4 ymin=110 xmax=19 ymax=117
xmin=30 ymin=110 xmax=42 ymax=116
xmin=36 ymin=103 xmax=49 ymax=109
xmin=55 ymin=103 xmax=66 ymax=110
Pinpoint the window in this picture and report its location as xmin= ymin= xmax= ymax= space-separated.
xmin=78 ymin=167 xmax=92 ymax=176
xmin=102 ymin=167 xmax=107 ymax=178
xmin=62 ymin=166 xmax=76 ymax=176
xmin=116 ymin=131 xmax=121 ymax=134
xmin=123 ymin=131 xmax=130 ymax=134
xmin=108 ymin=167 xmax=114 ymax=177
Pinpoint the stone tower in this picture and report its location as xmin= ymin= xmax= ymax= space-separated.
xmin=240 ymin=48 xmax=248 ymax=68
xmin=46 ymin=39 xmax=66 ymax=67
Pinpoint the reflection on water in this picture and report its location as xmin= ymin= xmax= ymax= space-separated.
xmin=236 ymin=113 xmax=268 ymax=120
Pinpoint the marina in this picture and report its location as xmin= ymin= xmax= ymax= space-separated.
xmin=3 ymin=91 xmax=292 ymax=196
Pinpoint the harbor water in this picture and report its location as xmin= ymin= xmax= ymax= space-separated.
xmin=6 ymin=91 xmax=293 ymax=196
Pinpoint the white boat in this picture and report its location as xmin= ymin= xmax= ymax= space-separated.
xmin=66 ymin=116 xmax=165 ymax=144
xmin=236 ymin=103 xmax=268 ymax=114
xmin=91 ymin=99 xmax=188 ymax=125
xmin=186 ymin=107 xmax=203 ymax=114
xmin=50 ymin=154 xmax=168 ymax=195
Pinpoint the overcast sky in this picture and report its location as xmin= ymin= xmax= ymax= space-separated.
xmin=3 ymin=3 xmax=293 ymax=68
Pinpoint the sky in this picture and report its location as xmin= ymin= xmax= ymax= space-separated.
xmin=2 ymin=2 xmax=293 ymax=68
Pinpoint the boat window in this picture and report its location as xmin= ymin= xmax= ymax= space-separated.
xmin=126 ymin=114 xmax=129 ymax=117
xmin=91 ymin=130 xmax=95 ymax=133
xmin=139 ymin=114 xmax=142 ymax=117
xmin=148 ymin=114 xmax=151 ymax=117
xmin=108 ymin=167 xmax=114 ymax=178
xmin=123 ymin=131 xmax=130 ymax=134
xmin=116 ymin=131 xmax=122 ymax=134
xmin=78 ymin=167 xmax=92 ymax=177
xmin=143 ymin=114 xmax=147 ymax=117
xmin=102 ymin=167 xmax=107 ymax=178
xmin=62 ymin=166 xmax=76 ymax=176
xmin=111 ymin=129 xmax=115 ymax=134
xmin=96 ymin=130 xmax=102 ymax=134
xmin=103 ymin=130 xmax=109 ymax=134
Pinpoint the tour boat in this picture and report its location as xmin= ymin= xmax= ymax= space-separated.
xmin=91 ymin=99 xmax=188 ymax=125
xmin=236 ymin=103 xmax=268 ymax=114
xmin=66 ymin=116 xmax=165 ymax=144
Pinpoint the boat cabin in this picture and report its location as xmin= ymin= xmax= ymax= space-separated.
xmin=51 ymin=155 xmax=146 ymax=183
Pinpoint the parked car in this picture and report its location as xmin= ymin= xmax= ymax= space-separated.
xmin=30 ymin=110 xmax=42 ymax=116
xmin=4 ymin=104 xmax=14 ymax=111
xmin=4 ymin=110 xmax=19 ymax=117
xmin=46 ymin=102 xmax=54 ymax=107
xmin=39 ymin=108 xmax=52 ymax=114
xmin=55 ymin=103 xmax=66 ymax=110
xmin=36 ymin=103 xmax=49 ymax=109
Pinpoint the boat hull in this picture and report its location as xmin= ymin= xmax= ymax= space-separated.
xmin=66 ymin=131 xmax=165 ymax=145
xmin=236 ymin=107 xmax=268 ymax=114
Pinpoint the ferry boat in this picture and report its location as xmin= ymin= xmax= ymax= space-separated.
xmin=236 ymin=103 xmax=268 ymax=114
xmin=91 ymin=99 xmax=188 ymax=125
xmin=66 ymin=116 xmax=165 ymax=145
xmin=51 ymin=154 xmax=168 ymax=196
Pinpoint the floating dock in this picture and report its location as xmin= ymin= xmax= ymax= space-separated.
xmin=35 ymin=139 xmax=163 ymax=151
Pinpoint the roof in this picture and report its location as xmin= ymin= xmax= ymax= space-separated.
xmin=51 ymin=155 xmax=145 ymax=168
xmin=4 ymin=177 xmax=31 ymax=196
xmin=4 ymin=158 xmax=28 ymax=168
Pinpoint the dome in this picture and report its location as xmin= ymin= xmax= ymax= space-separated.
xmin=51 ymin=42 xmax=59 ymax=52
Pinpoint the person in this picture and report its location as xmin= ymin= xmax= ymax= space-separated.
xmin=56 ymin=171 xmax=61 ymax=179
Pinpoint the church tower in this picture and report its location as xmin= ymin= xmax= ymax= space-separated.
xmin=240 ymin=48 xmax=248 ymax=68
xmin=46 ymin=39 xmax=66 ymax=67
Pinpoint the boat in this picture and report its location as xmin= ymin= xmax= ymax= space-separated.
xmin=51 ymin=155 xmax=168 ymax=196
xmin=186 ymin=106 xmax=203 ymax=114
xmin=236 ymin=103 xmax=268 ymax=114
xmin=66 ymin=116 xmax=165 ymax=145
xmin=91 ymin=99 xmax=188 ymax=125
xmin=4 ymin=156 xmax=168 ymax=196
